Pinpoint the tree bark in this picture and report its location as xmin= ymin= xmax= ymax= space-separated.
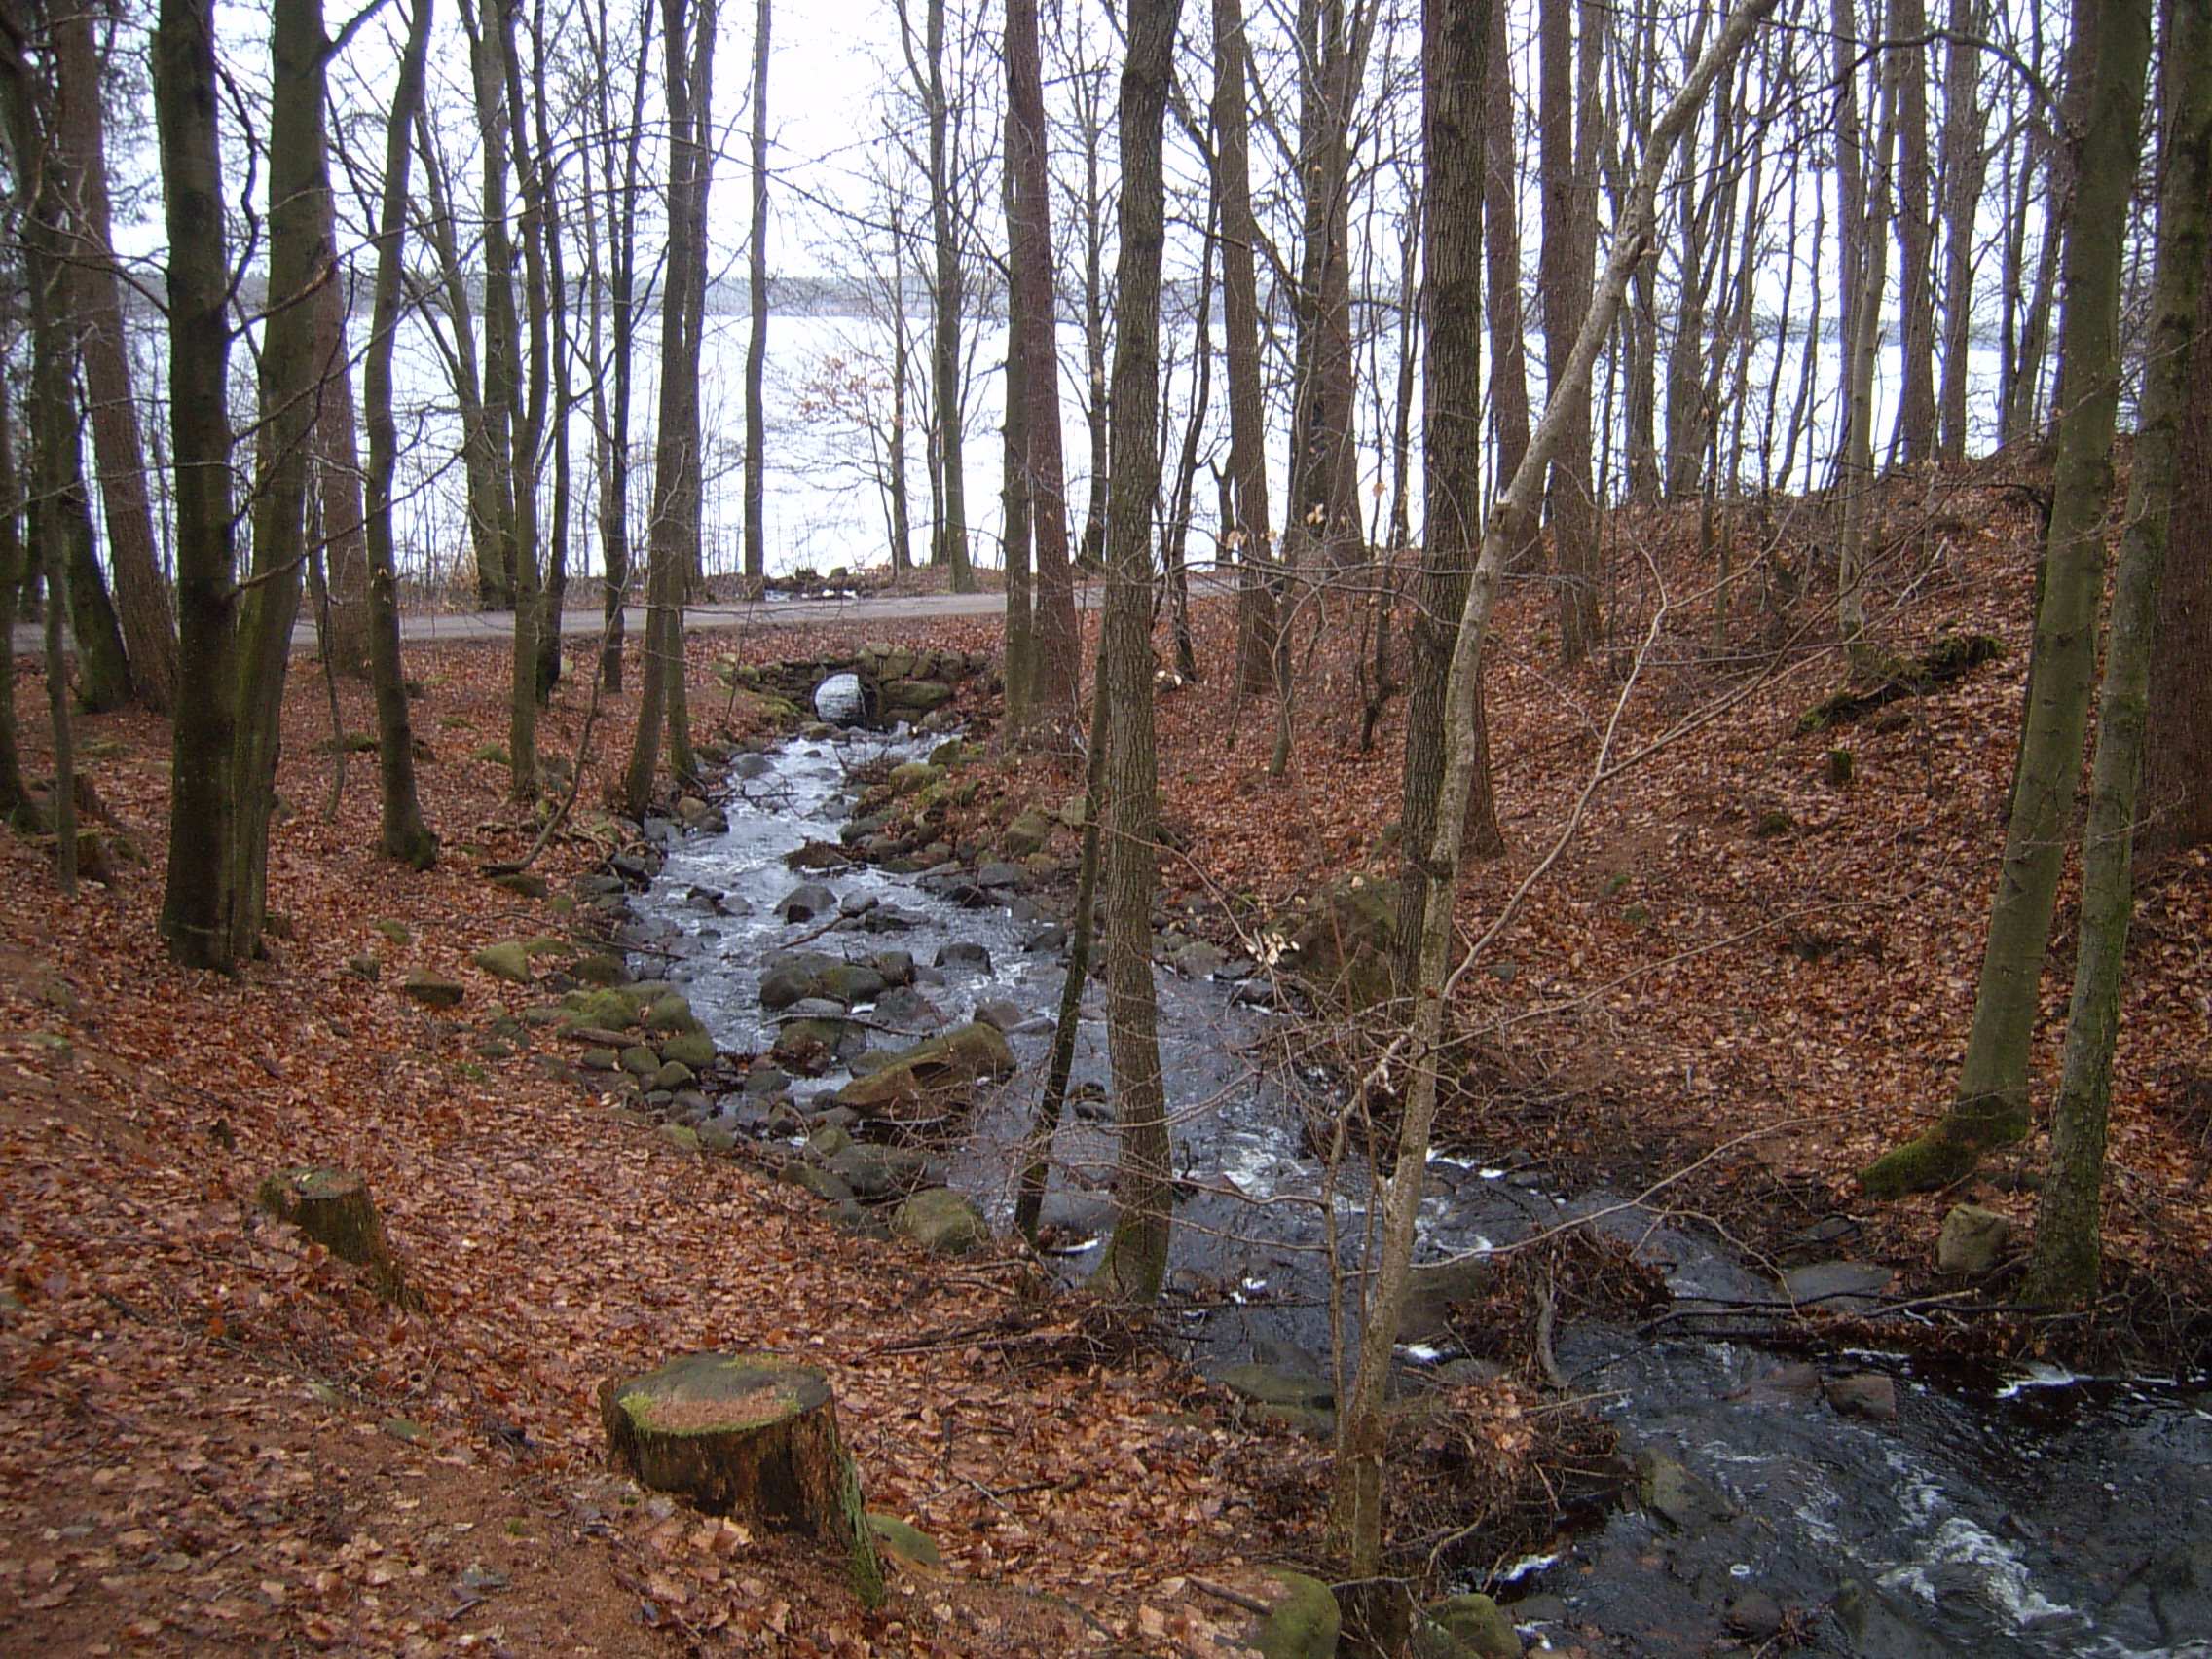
xmin=153 ymin=0 xmax=240 ymax=969
xmin=1482 ymin=0 xmax=1537 ymax=570
xmin=923 ymin=0 xmax=973 ymax=592
xmin=742 ymin=0 xmax=770 ymax=587
xmin=1327 ymin=0 xmax=1776 ymax=1575
xmin=1089 ymin=0 xmax=1183 ymax=1306
xmin=362 ymin=0 xmax=437 ymax=869
xmin=1862 ymin=0 xmax=2151 ymax=1198
xmin=54 ymin=0 xmax=177 ymax=710
xmin=1539 ymin=0 xmax=1601 ymax=665
xmin=1397 ymin=0 xmax=1500 ymax=995
xmin=1936 ymin=0 xmax=1987 ymax=461
xmin=309 ymin=273 xmax=371 ymax=678
xmin=999 ymin=134 xmax=1036 ymax=730
xmin=1009 ymin=0 xmax=1077 ymax=717
xmin=1213 ymin=0 xmax=1276 ymax=692
xmin=2024 ymin=0 xmax=2212 ymax=1308
xmin=1890 ymin=0 xmax=1938 ymax=463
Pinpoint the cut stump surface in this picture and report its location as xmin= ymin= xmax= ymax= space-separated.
xmin=601 ymin=1351 xmax=883 ymax=1606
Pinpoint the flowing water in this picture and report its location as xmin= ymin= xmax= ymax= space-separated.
xmin=619 ymin=721 xmax=2212 ymax=1657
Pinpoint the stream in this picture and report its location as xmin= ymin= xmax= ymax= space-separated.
xmin=615 ymin=716 xmax=2212 ymax=1657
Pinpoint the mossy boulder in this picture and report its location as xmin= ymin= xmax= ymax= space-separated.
xmin=888 ymin=761 xmax=942 ymax=795
xmin=1254 ymin=1569 xmax=1342 ymax=1659
xmin=373 ymin=919 xmax=412 ymax=946
xmin=1281 ymin=874 xmax=1402 ymax=1011
xmin=835 ymin=1022 xmax=1015 ymax=1124
xmin=399 ymin=971 xmax=464 ymax=1009
xmin=491 ymin=871 xmax=549 ymax=900
xmin=644 ymin=992 xmax=704 ymax=1035
xmin=621 ymin=1045 xmax=661 ymax=1078
xmin=563 ymin=985 xmax=645 ymax=1029
xmin=658 ymin=1031 xmax=719 ymax=1070
xmin=891 ymin=1188 xmax=989 ymax=1256
xmin=1413 ymin=1593 xmax=1521 ymax=1658
xmin=773 ymin=1017 xmax=861 ymax=1075
xmin=881 ymin=679 xmax=954 ymax=716
xmin=472 ymin=941 xmax=535 ymax=984
xmin=1002 ymin=810 xmax=1053 ymax=858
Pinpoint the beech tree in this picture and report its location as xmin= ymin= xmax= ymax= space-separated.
xmin=1089 ymin=0 xmax=1182 ymax=1305
xmin=1862 ymin=0 xmax=2151 ymax=1197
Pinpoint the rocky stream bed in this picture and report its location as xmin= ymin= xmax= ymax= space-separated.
xmin=562 ymin=704 xmax=2210 ymax=1658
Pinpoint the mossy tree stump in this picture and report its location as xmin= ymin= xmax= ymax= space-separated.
xmin=600 ymin=1352 xmax=884 ymax=1607
xmin=254 ymin=1167 xmax=415 ymax=1307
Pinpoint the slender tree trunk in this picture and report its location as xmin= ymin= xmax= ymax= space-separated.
xmin=362 ymin=0 xmax=437 ymax=868
xmin=924 ymin=0 xmax=973 ymax=592
xmin=743 ymin=0 xmax=770 ymax=586
xmin=1328 ymin=0 xmax=1777 ymax=1575
xmin=1862 ymin=0 xmax=2151 ymax=1198
xmin=888 ymin=201 xmax=914 ymax=573
xmin=533 ymin=5 xmax=571 ymax=701
xmin=1000 ymin=136 xmax=1036 ymax=730
xmin=1936 ymin=0 xmax=1987 ymax=461
xmin=1540 ymin=0 xmax=1601 ymax=664
xmin=1891 ymin=0 xmax=1938 ymax=463
xmin=1089 ymin=0 xmax=1183 ymax=1305
xmin=1483 ymin=0 xmax=1537 ymax=570
xmin=55 ymin=0 xmax=176 ymax=710
xmin=1214 ymin=0 xmax=1276 ymax=692
xmin=309 ymin=274 xmax=371 ymax=678
xmin=0 ymin=367 xmax=28 ymax=824
xmin=2025 ymin=0 xmax=2212 ymax=1308
xmin=1838 ymin=39 xmax=1898 ymax=667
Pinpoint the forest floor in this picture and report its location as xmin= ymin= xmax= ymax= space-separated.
xmin=2 ymin=453 xmax=2209 ymax=1655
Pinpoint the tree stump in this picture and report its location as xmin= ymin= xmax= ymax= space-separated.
xmin=600 ymin=1352 xmax=884 ymax=1606
xmin=254 ymin=1167 xmax=414 ymax=1308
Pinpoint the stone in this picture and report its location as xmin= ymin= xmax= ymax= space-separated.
xmin=783 ymin=996 xmax=853 ymax=1022
xmin=1726 ymin=1590 xmax=1784 ymax=1640
xmin=880 ymin=678 xmax=953 ymax=715
xmin=1024 ymin=923 xmax=1069 ymax=955
xmin=806 ymin=1124 xmax=853 ymax=1160
xmin=399 ymin=971 xmax=463 ymax=1009
xmin=1253 ymin=1569 xmax=1341 ymax=1659
xmin=620 ymin=1045 xmax=660 ymax=1077
xmin=873 ymin=986 xmax=943 ymax=1030
xmin=836 ymin=1023 xmax=1015 ymax=1123
xmin=773 ymin=1017 xmax=861 ymax=1075
xmin=934 ymin=941 xmax=992 ymax=974
xmin=1936 ymin=1203 xmax=2013 ymax=1275
xmin=1002 ymin=810 xmax=1052 ymax=859
xmin=1637 ymin=1451 xmax=1734 ymax=1532
xmin=471 ymin=941 xmax=534 ymax=984
xmin=826 ymin=1143 xmax=933 ymax=1200
xmin=1782 ymin=1260 xmax=1895 ymax=1312
xmin=563 ymin=987 xmax=643 ymax=1030
xmin=374 ymin=918 xmax=412 ymax=945
xmin=866 ymin=1513 xmax=941 ymax=1568
xmin=491 ymin=871 xmax=549 ymax=900
xmin=760 ymin=951 xmax=835 ymax=1011
xmin=1399 ymin=1256 xmax=1493 ymax=1345
xmin=1170 ymin=940 xmax=1227 ymax=979
xmin=1218 ymin=1364 xmax=1332 ymax=1410
xmin=1280 ymin=874 xmax=1401 ymax=1010
xmin=975 ymin=862 xmax=1022 ymax=890
xmin=817 ymin=964 xmax=887 ymax=1006
xmin=658 ymin=1031 xmax=718 ymax=1070
xmin=781 ymin=1161 xmax=856 ymax=1203
xmin=775 ymin=883 xmax=839 ymax=923
xmin=1824 ymin=1371 xmax=1899 ymax=1420
xmin=891 ymin=1188 xmax=989 ymax=1255
xmin=644 ymin=992 xmax=703 ymax=1035
xmin=650 ymin=1061 xmax=698 ymax=1092
xmin=972 ymin=999 xmax=1024 ymax=1034
xmin=580 ymin=1048 xmax=619 ymax=1072
xmin=1415 ymin=1593 xmax=1522 ymax=1658
xmin=887 ymin=761 xmax=941 ymax=794
xmin=658 ymin=1124 xmax=700 ymax=1153
xmin=347 ymin=955 xmax=382 ymax=980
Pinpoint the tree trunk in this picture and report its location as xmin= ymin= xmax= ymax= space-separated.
xmin=224 ymin=0 xmax=334 ymax=964
xmin=1837 ymin=35 xmax=1898 ymax=667
xmin=362 ymin=0 xmax=437 ymax=869
xmin=533 ymin=7 xmax=572 ymax=701
xmin=1328 ymin=1 xmax=1777 ymax=1576
xmin=1862 ymin=0 xmax=2151 ymax=1198
xmin=1936 ymin=0 xmax=1987 ymax=461
xmin=153 ymin=0 xmax=240 ymax=970
xmin=1397 ymin=0 xmax=1500 ymax=996
xmin=309 ymin=273 xmax=371 ymax=678
xmin=1890 ymin=0 xmax=1938 ymax=464
xmin=1089 ymin=0 xmax=1182 ymax=1305
xmin=2024 ymin=0 xmax=2212 ymax=1308
xmin=1483 ymin=0 xmax=1537 ymax=570
xmin=0 ymin=367 xmax=28 ymax=824
xmin=55 ymin=0 xmax=177 ymax=711
xmin=1214 ymin=0 xmax=1276 ymax=692
xmin=924 ymin=0 xmax=973 ymax=592
xmin=999 ymin=135 xmax=1036 ymax=730
xmin=743 ymin=0 xmax=770 ymax=587
xmin=1009 ymin=0 xmax=1077 ymax=717
xmin=1540 ymin=0 xmax=1601 ymax=665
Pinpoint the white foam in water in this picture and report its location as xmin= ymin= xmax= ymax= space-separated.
xmin=1497 ymin=1552 xmax=1561 ymax=1585
xmin=1882 ymin=1517 xmax=2078 ymax=1627
xmin=1396 ymin=1343 xmax=1445 ymax=1363
xmin=1996 ymin=1362 xmax=2085 ymax=1399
